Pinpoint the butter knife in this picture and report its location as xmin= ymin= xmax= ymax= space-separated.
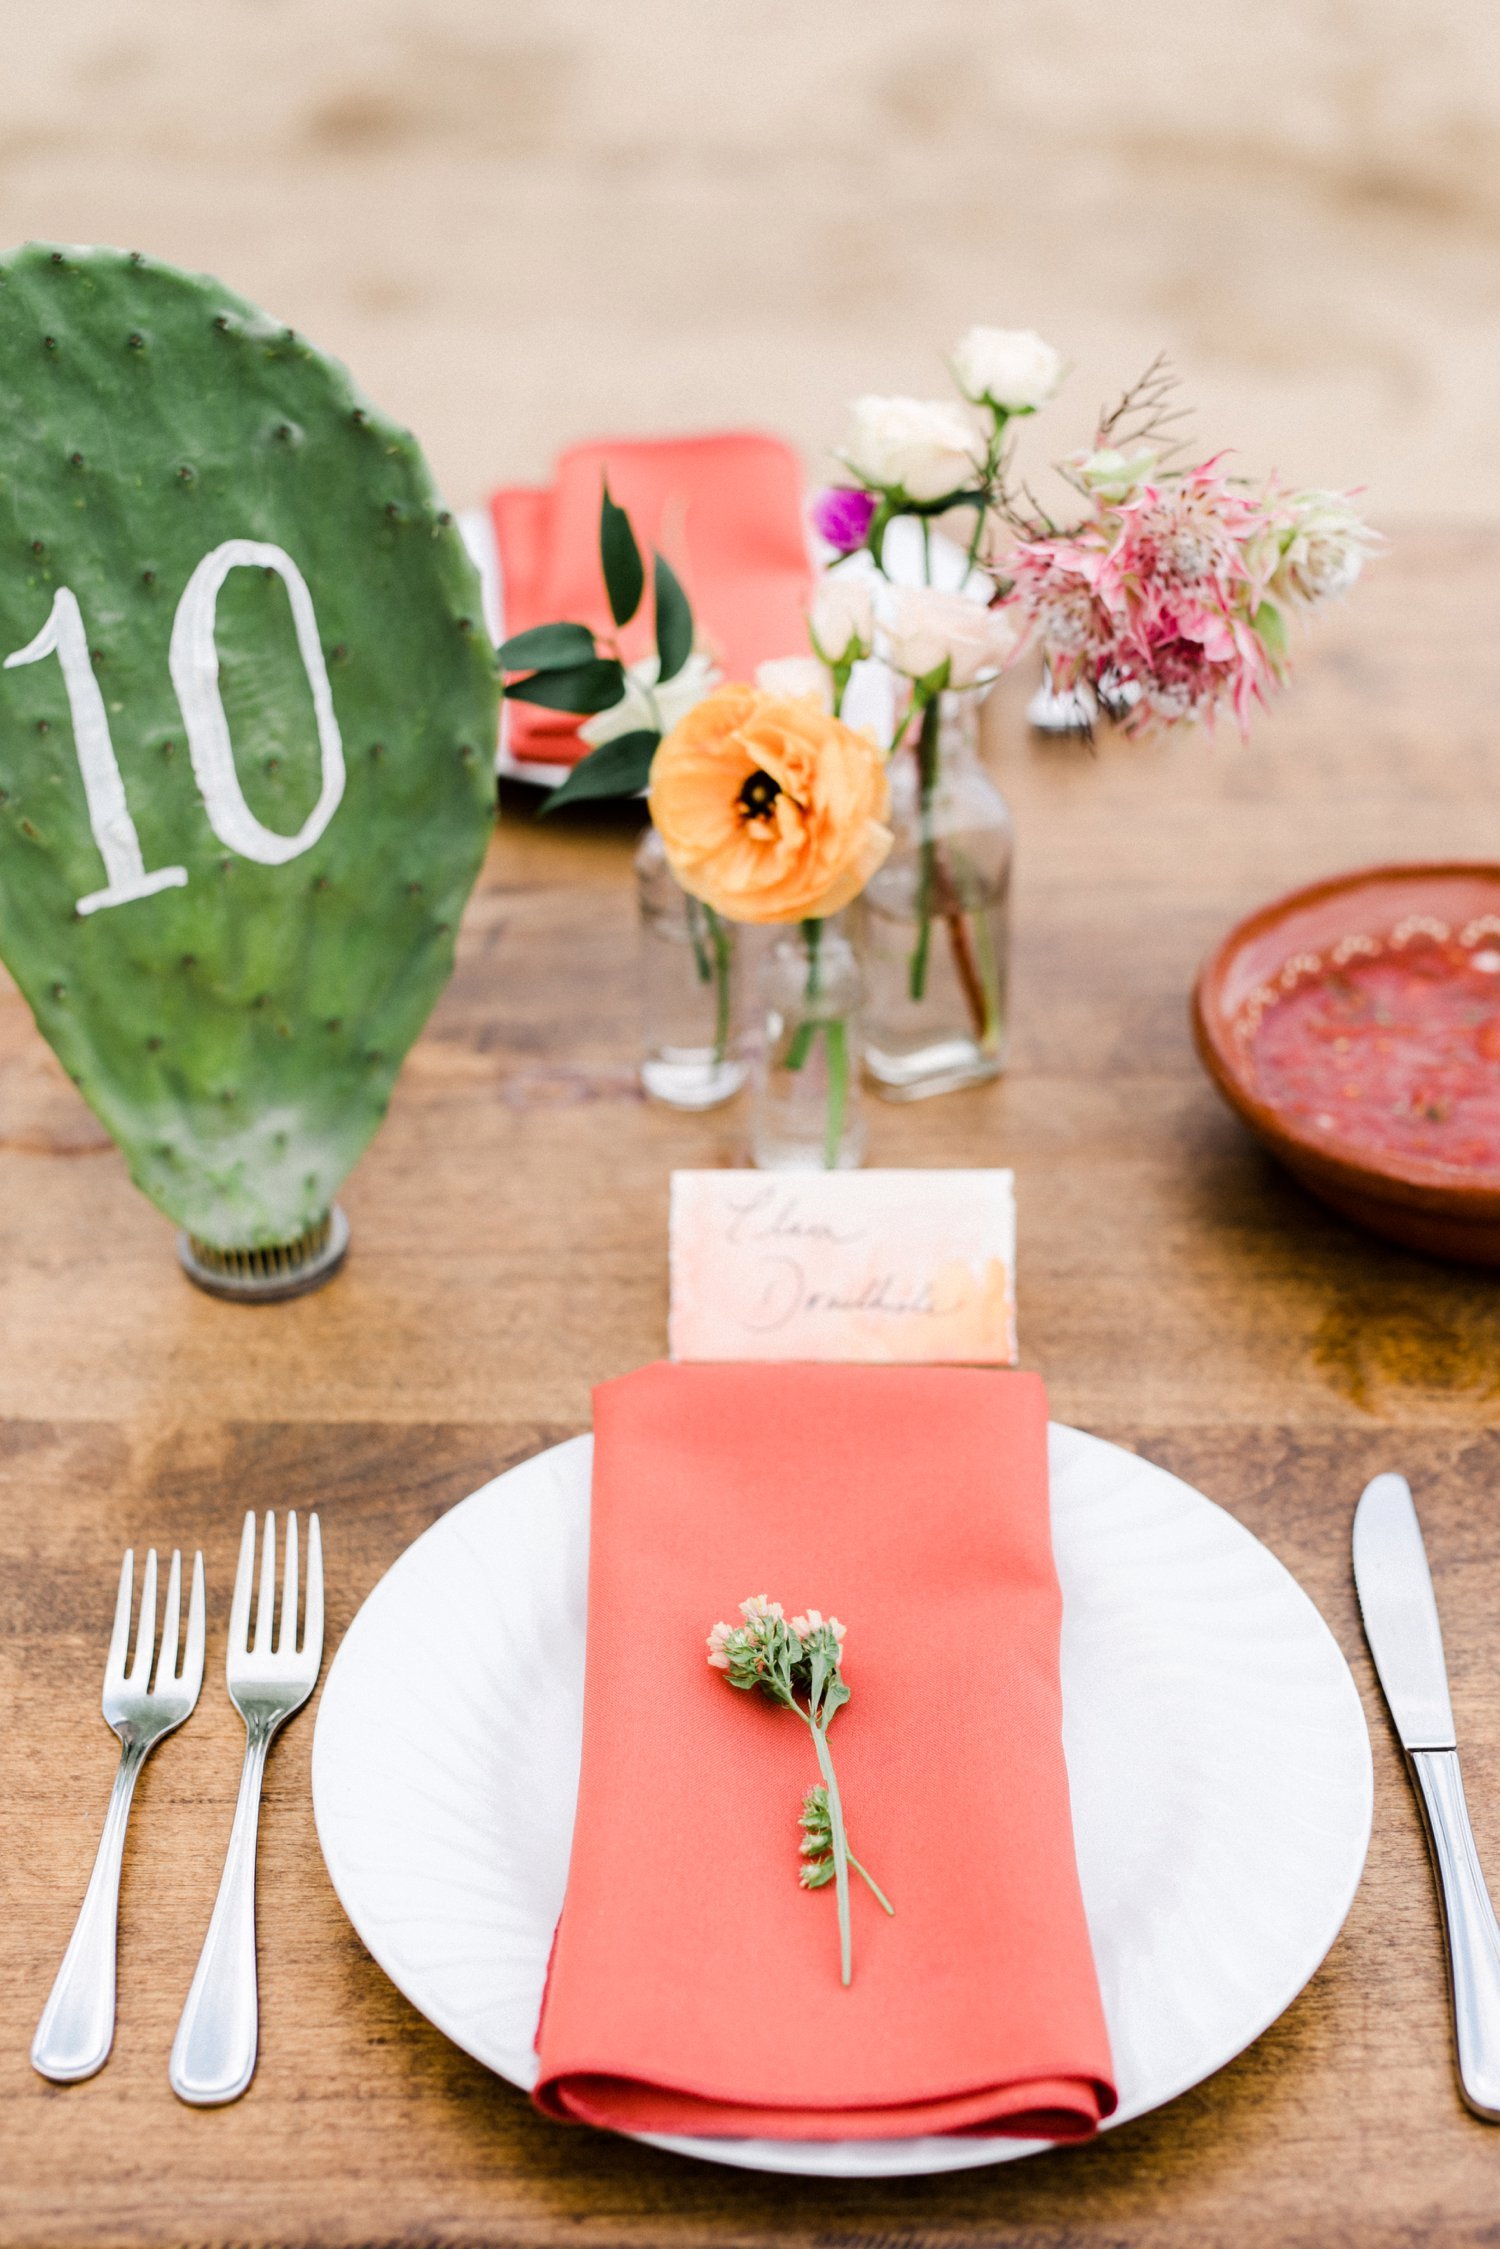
xmin=1353 ymin=1472 xmax=1500 ymax=2121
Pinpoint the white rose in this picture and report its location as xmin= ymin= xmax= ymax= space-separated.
xmin=755 ymin=655 xmax=831 ymax=707
xmin=1065 ymin=444 xmax=1159 ymax=502
xmin=840 ymin=394 xmax=984 ymax=503
xmin=882 ymin=586 xmax=1019 ymax=689
xmin=809 ymin=572 xmax=876 ymax=662
xmin=1269 ymin=490 xmax=1379 ymax=608
xmin=951 ymin=327 xmax=1063 ymax=413
xmin=579 ymin=646 xmax=721 ymax=747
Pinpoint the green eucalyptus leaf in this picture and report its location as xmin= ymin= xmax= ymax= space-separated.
xmin=497 ymin=621 xmax=596 ymax=671
xmin=504 ymin=659 xmax=625 ymax=714
xmin=600 ymin=482 xmax=644 ymax=628
xmin=541 ymin=729 xmax=659 ymax=813
xmin=653 ymin=551 xmax=694 ymax=684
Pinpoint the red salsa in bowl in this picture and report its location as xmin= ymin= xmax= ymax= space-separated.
xmin=1193 ymin=865 xmax=1500 ymax=1262
xmin=1251 ymin=937 xmax=1500 ymax=1179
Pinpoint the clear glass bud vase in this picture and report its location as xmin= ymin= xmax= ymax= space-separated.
xmin=750 ymin=919 xmax=865 ymax=1171
xmin=857 ymin=689 xmax=1013 ymax=1099
xmin=635 ymin=825 xmax=747 ymax=1109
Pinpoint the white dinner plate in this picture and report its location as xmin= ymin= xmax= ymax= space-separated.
xmin=311 ymin=1426 xmax=1372 ymax=2179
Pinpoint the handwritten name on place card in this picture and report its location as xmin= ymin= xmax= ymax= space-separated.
xmin=669 ymin=1169 xmax=1017 ymax=1366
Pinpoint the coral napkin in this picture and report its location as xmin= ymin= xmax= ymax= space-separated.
xmin=491 ymin=431 xmax=812 ymax=765
xmin=532 ymin=1361 xmax=1116 ymax=2141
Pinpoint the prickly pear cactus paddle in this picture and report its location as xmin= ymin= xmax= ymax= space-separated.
xmin=0 ymin=243 xmax=497 ymax=1250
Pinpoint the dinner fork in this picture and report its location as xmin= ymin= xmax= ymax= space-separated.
xmin=32 ymin=1546 xmax=206 ymax=2083
xmin=170 ymin=1510 xmax=323 ymax=2106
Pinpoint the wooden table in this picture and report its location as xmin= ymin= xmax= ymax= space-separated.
xmin=4 ymin=527 xmax=1500 ymax=2247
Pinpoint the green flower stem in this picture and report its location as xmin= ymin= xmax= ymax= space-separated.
xmin=933 ymin=840 xmax=997 ymax=1047
xmin=783 ymin=916 xmax=823 ymax=1073
xmin=907 ymin=695 xmax=996 ymax=1040
xmin=779 ymin=921 xmax=848 ymax=1166
xmin=682 ymin=895 xmax=734 ymax=1065
xmin=847 ymin=1848 xmax=895 ymax=1917
xmin=967 ymin=853 xmax=1003 ymax=1050
xmin=909 ymin=909 xmax=932 ymax=1001
xmin=705 ymin=904 xmax=733 ymax=1066
xmin=823 ymin=1017 xmax=847 ymax=1170
xmin=909 ymin=694 xmax=942 ymax=1002
xmin=961 ymin=410 xmax=1008 ymax=577
xmin=802 ymin=1784 xmax=893 ymax=1914
xmin=684 ymin=892 xmax=713 ymax=984
xmin=864 ymin=498 xmax=895 ymax=572
xmin=807 ymin=1718 xmax=853 ymax=1987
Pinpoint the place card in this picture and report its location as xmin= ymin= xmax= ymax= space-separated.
xmin=669 ymin=1169 xmax=1017 ymax=1365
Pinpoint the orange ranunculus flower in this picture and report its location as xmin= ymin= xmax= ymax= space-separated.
xmin=648 ymin=684 xmax=892 ymax=924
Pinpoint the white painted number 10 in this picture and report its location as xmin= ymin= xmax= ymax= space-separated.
xmin=3 ymin=538 xmax=346 ymax=917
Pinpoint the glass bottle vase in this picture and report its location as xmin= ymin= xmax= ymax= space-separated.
xmin=856 ymin=689 xmax=1013 ymax=1100
xmin=635 ymin=825 xmax=747 ymax=1109
xmin=750 ymin=919 xmax=865 ymax=1170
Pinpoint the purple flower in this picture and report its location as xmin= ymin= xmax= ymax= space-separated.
xmin=811 ymin=486 xmax=878 ymax=556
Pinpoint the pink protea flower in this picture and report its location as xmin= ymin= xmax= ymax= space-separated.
xmin=1005 ymin=457 xmax=1287 ymax=736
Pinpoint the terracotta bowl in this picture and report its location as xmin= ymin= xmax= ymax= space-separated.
xmin=1192 ymin=862 xmax=1500 ymax=1264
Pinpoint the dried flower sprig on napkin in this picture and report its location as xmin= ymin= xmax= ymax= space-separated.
xmin=707 ymin=1596 xmax=892 ymax=1984
xmin=799 ymin=1786 xmax=894 ymax=1914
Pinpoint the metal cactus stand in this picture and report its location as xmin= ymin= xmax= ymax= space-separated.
xmin=177 ymin=1206 xmax=350 ymax=1303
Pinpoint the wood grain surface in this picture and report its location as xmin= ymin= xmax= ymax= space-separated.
xmin=4 ymin=529 xmax=1500 ymax=2246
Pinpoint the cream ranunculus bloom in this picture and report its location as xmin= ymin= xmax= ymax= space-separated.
xmin=840 ymin=394 xmax=985 ymax=504
xmin=579 ymin=647 xmax=721 ymax=749
xmin=809 ymin=571 xmax=876 ymax=663
xmin=754 ymin=655 xmax=831 ymax=707
xmin=882 ymin=586 xmax=1020 ymax=689
xmin=1269 ymin=490 xmax=1380 ymax=608
xmin=951 ymin=327 xmax=1063 ymax=414
xmin=648 ymin=684 xmax=892 ymax=924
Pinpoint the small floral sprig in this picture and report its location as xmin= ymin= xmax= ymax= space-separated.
xmin=799 ymin=1785 xmax=894 ymax=1914
xmin=707 ymin=1596 xmax=892 ymax=1985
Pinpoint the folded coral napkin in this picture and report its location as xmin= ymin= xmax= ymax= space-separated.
xmin=533 ymin=1361 xmax=1116 ymax=2141
xmin=491 ymin=431 xmax=812 ymax=765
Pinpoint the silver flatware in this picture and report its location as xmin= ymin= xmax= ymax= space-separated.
xmin=1353 ymin=1471 xmax=1500 ymax=2121
xmin=170 ymin=1509 xmax=323 ymax=2106
xmin=32 ymin=1546 xmax=206 ymax=2083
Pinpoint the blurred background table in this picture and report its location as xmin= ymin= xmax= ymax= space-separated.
xmin=2 ymin=529 xmax=1500 ymax=2247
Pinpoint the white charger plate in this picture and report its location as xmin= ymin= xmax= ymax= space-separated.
xmin=311 ymin=1426 xmax=1372 ymax=2178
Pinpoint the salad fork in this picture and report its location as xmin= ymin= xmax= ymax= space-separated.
xmin=170 ymin=1510 xmax=323 ymax=2106
xmin=32 ymin=1546 xmax=206 ymax=2083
